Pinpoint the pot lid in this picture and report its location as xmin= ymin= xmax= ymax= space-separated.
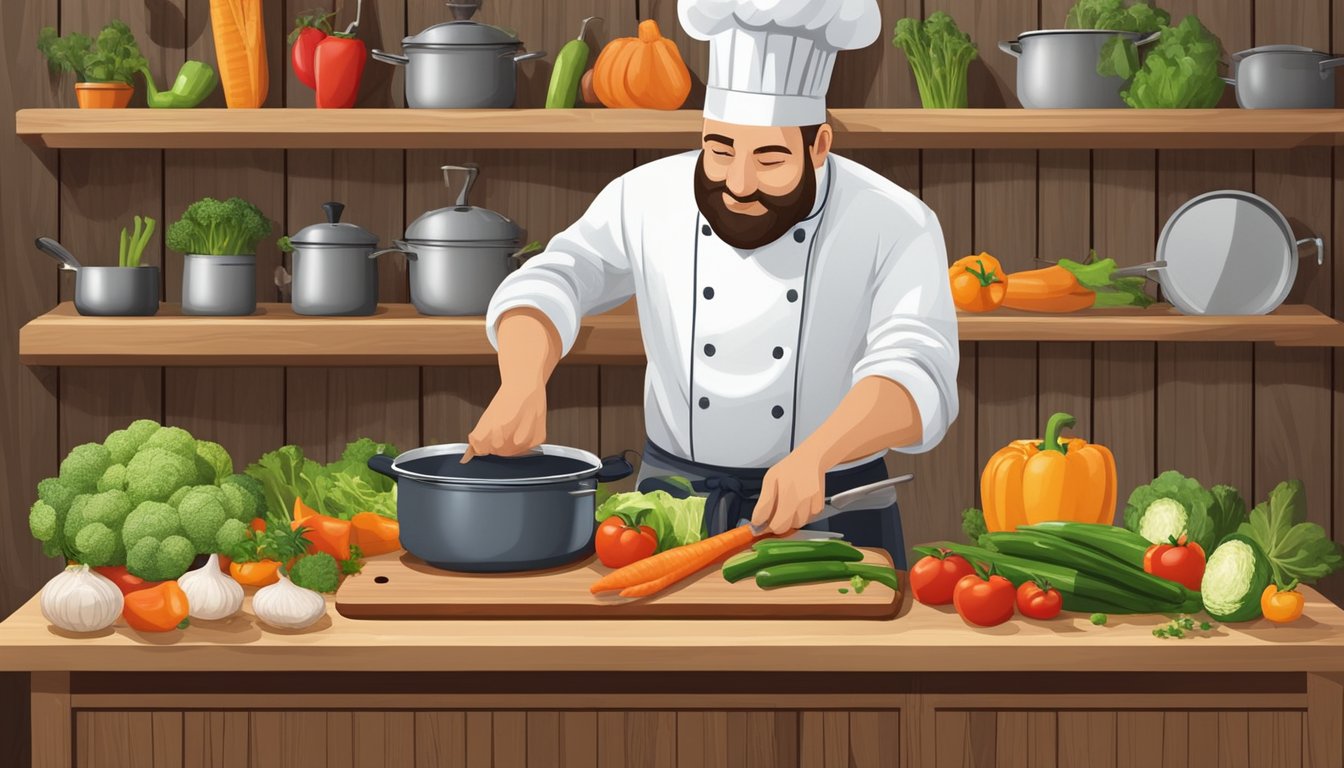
xmin=404 ymin=3 xmax=520 ymax=47
xmin=291 ymin=202 xmax=380 ymax=246
xmin=405 ymin=164 xmax=524 ymax=244
xmin=1232 ymin=44 xmax=1330 ymax=59
xmin=390 ymin=443 xmax=603 ymax=486
xmin=1155 ymin=190 xmax=1299 ymax=315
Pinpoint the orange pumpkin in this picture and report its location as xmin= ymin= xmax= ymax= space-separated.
xmin=593 ymin=20 xmax=691 ymax=110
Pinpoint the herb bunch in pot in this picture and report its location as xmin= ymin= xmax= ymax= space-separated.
xmin=167 ymin=197 xmax=274 ymax=316
xmin=38 ymin=20 xmax=148 ymax=108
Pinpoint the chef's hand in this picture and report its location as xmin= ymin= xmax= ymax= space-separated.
xmin=750 ymin=449 xmax=826 ymax=535
xmin=464 ymin=382 xmax=547 ymax=461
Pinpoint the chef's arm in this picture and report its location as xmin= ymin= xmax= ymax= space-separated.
xmin=495 ymin=308 xmax=563 ymax=391
xmin=794 ymin=376 xmax=922 ymax=467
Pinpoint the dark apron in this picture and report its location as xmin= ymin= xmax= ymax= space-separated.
xmin=636 ymin=441 xmax=907 ymax=569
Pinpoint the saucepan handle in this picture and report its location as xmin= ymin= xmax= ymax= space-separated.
xmin=1220 ymin=75 xmax=1237 ymax=85
xmin=998 ymin=40 xmax=1022 ymax=58
xmin=371 ymin=50 xmax=410 ymax=66
xmin=1320 ymin=57 xmax=1344 ymax=73
xmin=367 ymin=453 xmax=399 ymax=479
xmin=511 ymin=50 xmax=548 ymax=64
xmin=596 ymin=453 xmax=636 ymax=484
xmin=1111 ymin=260 xmax=1168 ymax=279
xmin=393 ymin=240 xmax=418 ymax=262
xmin=1136 ymin=31 xmax=1162 ymax=47
xmin=369 ymin=246 xmax=414 ymax=260
xmin=1297 ymin=236 xmax=1326 ymax=266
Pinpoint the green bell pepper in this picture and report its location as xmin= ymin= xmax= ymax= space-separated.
xmin=141 ymin=60 xmax=217 ymax=108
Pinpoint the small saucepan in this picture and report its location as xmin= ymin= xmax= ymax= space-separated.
xmin=35 ymin=237 xmax=160 ymax=317
xmin=1223 ymin=45 xmax=1344 ymax=109
xmin=369 ymin=444 xmax=634 ymax=572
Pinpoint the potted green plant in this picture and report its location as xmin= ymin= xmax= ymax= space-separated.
xmin=167 ymin=197 xmax=273 ymax=316
xmin=37 ymin=20 xmax=148 ymax=109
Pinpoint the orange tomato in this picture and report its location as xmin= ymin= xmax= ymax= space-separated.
xmin=949 ymin=253 xmax=1007 ymax=313
xmin=229 ymin=559 xmax=280 ymax=587
xmin=123 ymin=581 xmax=190 ymax=633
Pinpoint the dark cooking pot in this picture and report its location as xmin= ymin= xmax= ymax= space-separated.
xmin=368 ymin=444 xmax=633 ymax=572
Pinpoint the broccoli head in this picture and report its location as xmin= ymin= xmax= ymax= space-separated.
xmin=166 ymin=196 xmax=274 ymax=256
xmin=219 ymin=482 xmax=259 ymax=523
xmin=194 ymin=440 xmax=233 ymax=485
xmin=167 ymin=486 xmax=192 ymax=509
xmin=178 ymin=485 xmax=228 ymax=551
xmin=73 ymin=522 xmax=119 ymax=566
xmin=289 ymin=552 xmax=340 ymax=593
xmin=29 ymin=500 xmax=63 ymax=557
xmin=215 ymin=518 xmax=251 ymax=555
xmin=221 ymin=474 xmax=266 ymax=516
xmin=141 ymin=426 xmax=197 ymax=461
xmin=123 ymin=501 xmax=181 ymax=551
xmin=104 ymin=418 xmax=161 ymax=464
xmin=59 ymin=443 xmax=112 ymax=494
xmin=97 ymin=463 xmax=128 ymax=493
xmin=37 ymin=477 xmax=79 ymax=516
xmin=63 ymin=490 xmax=133 ymax=565
xmin=126 ymin=447 xmax=197 ymax=506
xmin=126 ymin=534 xmax=195 ymax=582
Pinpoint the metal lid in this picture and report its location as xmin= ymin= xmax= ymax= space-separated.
xmin=1017 ymin=28 xmax=1150 ymax=38
xmin=291 ymin=202 xmax=380 ymax=247
xmin=405 ymin=165 xmax=523 ymax=244
xmin=405 ymin=20 xmax=520 ymax=47
xmin=390 ymin=443 xmax=602 ymax=486
xmin=1232 ymin=44 xmax=1328 ymax=59
xmin=1156 ymin=190 xmax=1298 ymax=315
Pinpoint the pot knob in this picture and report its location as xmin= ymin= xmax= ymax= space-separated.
xmin=323 ymin=201 xmax=346 ymax=224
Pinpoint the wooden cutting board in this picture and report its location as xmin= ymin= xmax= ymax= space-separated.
xmin=335 ymin=549 xmax=903 ymax=620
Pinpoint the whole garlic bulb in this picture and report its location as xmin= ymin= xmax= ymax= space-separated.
xmin=178 ymin=554 xmax=244 ymax=620
xmin=40 ymin=565 xmax=123 ymax=633
xmin=252 ymin=573 xmax=326 ymax=630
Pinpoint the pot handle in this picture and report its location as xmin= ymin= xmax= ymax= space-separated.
xmin=596 ymin=453 xmax=636 ymax=484
xmin=512 ymin=50 xmax=548 ymax=64
xmin=367 ymin=453 xmax=399 ymax=480
xmin=391 ymin=240 xmax=419 ymax=261
xmin=442 ymin=164 xmax=480 ymax=207
xmin=998 ymin=40 xmax=1022 ymax=58
xmin=1220 ymin=75 xmax=1237 ymax=85
xmin=35 ymin=237 xmax=80 ymax=272
xmin=369 ymin=246 xmax=415 ymax=260
xmin=1321 ymin=57 xmax=1344 ymax=73
xmin=371 ymin=49 xmax=410 ymax=67
xmin=1111 ymin=260 xmax=1167 ymax=279
xmin=1297 ymin=236 xmax=1326 ymax=266
xmin=274 ymin=265 xmax=292 ymax=291
xmin=1136 ymin=30 xmax=1162 ymax=47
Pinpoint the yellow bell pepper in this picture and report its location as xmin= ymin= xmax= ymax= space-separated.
xmin=981 ymin=412 xmax=1117 ymax=532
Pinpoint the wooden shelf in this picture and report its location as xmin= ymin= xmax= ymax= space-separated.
xmin=17 ymin=108 xmax=1344 ymax=150
xmin=19 ymin=302 xmax=1344 ymax=367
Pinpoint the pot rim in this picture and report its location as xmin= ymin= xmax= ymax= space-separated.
xmin=74 ymin=81 xmax=134 ymax=89
xmin=389 ymin=443 xmax=603 ymax=486
xmin=76 ymin=265 xmax=160 ymax=271
xmin=400 ymin=238 xmax=522 ymax=248
xmin=1232 ymin=44 xmax=1333 ymax=59
xmin=1016 ymin=28 xmax=1149 ymax=39
xmin=401 ymin=41 xmax=524 ymax=51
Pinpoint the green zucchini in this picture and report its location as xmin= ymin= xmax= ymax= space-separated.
xmin=754 ymin=561 xmax=899 ymax=591
xmin=545 ymin=17 xmax=597 ymax=108
xmin=982 ymin=530 xmax=1186 ymax=603
xmin=722 ymin=541 xmax=863 ymax=583
xmin=1200 ymin=533 xmax=1270 ymax=622
xmin=1021 ymin=521 xmax=1152 ymax=570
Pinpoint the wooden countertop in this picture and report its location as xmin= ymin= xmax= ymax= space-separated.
xmin=2 ymin=574 xmax=1341 ymax=674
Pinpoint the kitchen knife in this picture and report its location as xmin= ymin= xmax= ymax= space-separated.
xmin=739 ymin=472 xmax=914 ymax=536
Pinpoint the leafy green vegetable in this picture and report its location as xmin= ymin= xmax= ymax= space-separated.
xmin=1209 ymin=484 xmax=1248 ymax=550
xmin=1059 ymin=252 xmax=1154 ymax=308
xmin=596 ymin=490 xmax=706 ymax=552
xmin=1201 ymin=533 xmax=1270 ymax=622
xmin=1123 ymin=470 xmax=1216 ymax=553
xmin=961 ymin=507 xmax=988 ymax=545
xmin=1238 ymin=480 xmax=1343 ymax=585
xmin=1153 ymin=615 xmax=1215 ymax=639
xmin=892 ymin=13 xmax=978 ymax=109
xmin=1065 ymin=0 xmax=1169 ymax=32
xmin=1118 ymin=16 xmax=1224 ymax=108
xmin=290 ymin=552 xmax=340 ymax=593
xmin=244 ymin=439 xmax=399 ymax=524
xmin=38 ymin=20 xmax=147 ymax=85
xmin=166 ymin=197 xmax=274 ymax=256
xmin=118 ymin=216 xmax=156 ymax=268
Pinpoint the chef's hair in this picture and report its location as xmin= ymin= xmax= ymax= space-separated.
xmin=800 ymin=124 xmax=823 ymax=149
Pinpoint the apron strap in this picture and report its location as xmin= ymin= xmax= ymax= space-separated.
xmin=636 ymin=473 xmax=760 ymax=537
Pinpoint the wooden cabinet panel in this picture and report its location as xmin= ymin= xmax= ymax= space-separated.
xmin=76 ymin=711 xmax=181 ymax=768
xmin=183 ymin=711 xmax=248 ymax=768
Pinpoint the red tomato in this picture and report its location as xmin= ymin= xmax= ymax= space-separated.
xmin=93 ymin=565 xmax=160 ymax=596
xmin=595 ymin=513 xmax=657 ymax=568
xmin=315 ymin=36 xmax=367 ymax=109
xmin=909 ymin=550 xmax=975 ymax=605
xmin=1015 ymin=579 xmax=1062 ymax=620
xmin=952 ymin=570 xmax=1015 ymax=627
xmin=289 ymin=25 xmax=327 ymax=91
xmin=1143 ymin=535 xmax=1206 ymax=592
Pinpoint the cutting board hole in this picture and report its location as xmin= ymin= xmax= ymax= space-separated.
xmin=374 ymin=576 xmax=389 ymax=584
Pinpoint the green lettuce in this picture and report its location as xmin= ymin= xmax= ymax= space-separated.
xmin=1123 ymin=470 xmax=1215 ymax=552
xmin=1209 ymin=484 xmax=1248 ymax=549
xmin=1238 ymin=480 xmax=1343 ymax=585
xmin=596 ymin=488 xmax=706 ymax=552
xmin=1117 ymin=16 xmax=1224 ymax=108
xmin=1065 ymin=0 xmax=1169 ymax=32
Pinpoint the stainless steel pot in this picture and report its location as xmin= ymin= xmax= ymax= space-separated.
xmin=1115 ymin=190 xmax=1326 ymax=315
xmin=36 ymin=238 xmax=160 ymax=317
xmin=371 ymin=3 xmax=545 ymax=108
xmin=182 ymin=254 xmax=256 ymax=316
xmin=368 ymin=443 xmax=635 ymax=572
xmin=401 ymin=164 xmax=530 ymax=316
xmin=280 ymin=202 xmax=407 ymax=316
xmin=1223 ymin=45 xmax=1344 ymax=109
xmin=999 ymin=29 xmax=1160 ymax=108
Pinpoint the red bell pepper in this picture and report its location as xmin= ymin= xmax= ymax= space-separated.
xmin=292 ymin=514 xmax=352 ymax=561
xmin=315 ymin=33 xmax=366 ymax=108
xmin=289 ymin=10 xmax=335 ymax=91
xmin=94 ymin=565 xmax=160 ymax=596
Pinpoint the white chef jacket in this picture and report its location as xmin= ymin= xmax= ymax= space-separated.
xmin=486 ymin=152 xmax=959 ymax=470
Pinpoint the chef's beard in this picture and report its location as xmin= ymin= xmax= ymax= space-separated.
xmin=693 ymin=152 xmax=818 ymax=251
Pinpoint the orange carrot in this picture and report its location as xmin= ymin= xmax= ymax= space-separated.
xmin=590 ymin=526 xmax=756 ymax=595
xmin=351 ymin=512 xmax=401 ymax=556
xmin=1001 ymin=265 xmax=1095 ymax=313
xmin=292 ymin=514 xmax=352 ymax=561
xmin=210 ymin=0 xmax=268 ymax=108
xmin=293 ymin=496 xmax=318 ymax=523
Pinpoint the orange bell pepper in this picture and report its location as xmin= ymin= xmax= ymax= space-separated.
xmin=949 ymin=253 xmax=1007 ymax=313
xmin=293 ymin=496 xmax=319 ymax=523
xmin=123 ymin=581 xmax=190 ymax=633
xmin=292 ymin=514 xmax=352 ymax=561
xmin=1261 ymin=581 xmax=1305 ymax=624
xmin=351 ymin=512 xmax=401 ymax=556
xmin=981 ymin=412 xmax=1116 ymax=532
xmin=229 ymin=559 xmax=280 ymax=587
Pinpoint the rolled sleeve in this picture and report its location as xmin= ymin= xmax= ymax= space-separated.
xmin=486 ymin=177 xmax=635 ymax=357
xmin=851 ymin=211 xmax=961 ymax=454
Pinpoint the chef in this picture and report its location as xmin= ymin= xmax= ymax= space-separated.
xmin=468 ymin=0 xmax=959 ymax=568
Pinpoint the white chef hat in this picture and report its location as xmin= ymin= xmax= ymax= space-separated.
xmin=678 ymin=0 xmax=881 ymax=127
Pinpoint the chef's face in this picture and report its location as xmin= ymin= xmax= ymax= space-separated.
xmin=694 ymin=120 xmax=833 ymax=250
